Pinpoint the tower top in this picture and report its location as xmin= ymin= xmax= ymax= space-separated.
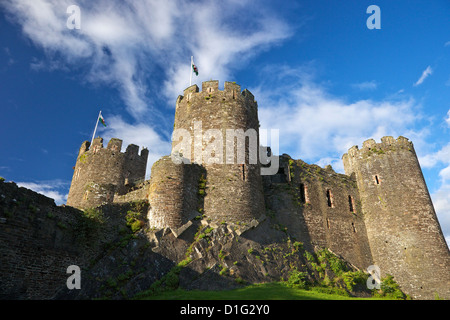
xmin=343 ymin=136 xmax=413 ymax=159
xmin=176 ymin=80 xmax=256 ymax=106
xmin=77 ymin=137 xmax=149 ymax=159
xmin=342 ymin=136 xmax=415 ymax=176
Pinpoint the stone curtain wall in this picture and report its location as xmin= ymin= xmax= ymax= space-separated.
xmin=0 ymin=180 xmax=151 ymax=300
xmin=343 ymin=136 xmax=450 ymax=299
xmin=113 ymin=181 xmax=150 ymax=204
xmin=263 ymin=155 xmax=373 ymax=270
xmin=0 ymin=181 xmax=95 ymax=299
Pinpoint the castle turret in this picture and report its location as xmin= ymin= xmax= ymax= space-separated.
xmin=67 ymin=137 xmax=148 ymax=209
xmin=148 ymin=81 xmax=265 ymax=229
xmin=343 ymin=136 xmax=450 ymax=299
xmin=173 ymin=81 xmax=265 ymax=224
xmin=148 ymin=156 xmax=205 ymax=229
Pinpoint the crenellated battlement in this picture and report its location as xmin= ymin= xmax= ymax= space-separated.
xmin=176 ymin=80 xmax=257 ymax=109
xmin=78 ymin=137 xmax=148 ymax=159
xmin=342 ymin=136 xmax=415 ymax=176
xmin=344 ymin=136 xmax=414 ymax=159
xmin=67 ymin=137 xmax=148 ymax=209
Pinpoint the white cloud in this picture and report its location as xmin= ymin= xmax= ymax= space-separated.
xmin=1 ymin=0 xmax=292 ymax=120
xmin=98 ymin=115 xmax=172 ymax=179
xmin=414 ymin=141 xmax=450 ymax=245
xmin=16 ymin=180 xmax=69 ymax=205
xmin=351 ymin=80 xmax=378 ymax=90
xmin=420 ymin=143 xmax=450 ymax=169
xmin=439 ymin=166 xmax=450 ymax=182
xmin=446 ymin=109 xmax=450 ymax=127
xmin=253 ymin=65 xmax=449 ymax=244
xmin=254 ymin=66 xmax=422 ymax=166
xmin=431 ymin=184 xmax=450 ymax=246
xmin=413 ymin=65 xmax=432 ymax=86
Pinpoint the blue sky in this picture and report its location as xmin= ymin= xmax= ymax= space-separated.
xmin=0 ymin=0 xmax=449 ymax=243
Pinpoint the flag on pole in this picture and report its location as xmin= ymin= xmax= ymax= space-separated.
xmin=190 ymin=56 xmax=198 ymax=86
xmin=90 ymin=110 xmax=105 ymax=146
xmin=192 ymin=59 xmax=198 ymax=76
xmin=99 ymin=113 xmax=106 ymax=127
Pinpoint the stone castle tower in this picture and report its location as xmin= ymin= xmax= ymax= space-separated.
xmin=343 ymin=136 xmax=450 ymax=299
xmin=148 ymin=81 xmax=265 ymax=228
xmin=66 ymin=80 xmax=449 ymax=299
xmin=66 ymin=137 xmax=148 ymax=209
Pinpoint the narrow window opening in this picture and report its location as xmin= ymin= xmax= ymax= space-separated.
xmin=352 ymin=222 xmax=356 ymax=233
xmin=299 ymin=183 xmax=306 ymax=204
xmin=326 ymin=189 xmax=333 ymax=207
xmin=348 ymin=195 xmax=355 ymax=213
xmin=374 ymin=175 xmax=380 ymax=185
xmin=241 ymin=164 xmax=246 ymax=181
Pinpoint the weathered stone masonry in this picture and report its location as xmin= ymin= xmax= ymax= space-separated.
xmin=169 ymin=81 xmax=265 ymax=224
xmin=13 ymin=80 xmax=448 ymax=300
xmin=343 ymin=136 xmax=450 ymax=299
xmin=66 ymin=137 xmax=148 ymax=209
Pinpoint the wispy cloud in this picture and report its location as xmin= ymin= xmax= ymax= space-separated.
xmin=253 ymin=65 xmax=423 ymax=172
xmin=431 ymin=184 xmax=450 ymax=246
xmin=1 ymin=0 xmax=292 ymax=123
xmin=16 ymin=179 xmax=69 ymax=205
xmin=446 ymin=109 xmax=450 ymax=127
xmin=351 ymin=80 xmax=378 ymax=91
xmin=98 ymin=115 xmax=172 ymax=179
xmin=414 ymin=65 xmax=432 ymax=86
xmin=420 ymin=142 xmax=450 ymax=169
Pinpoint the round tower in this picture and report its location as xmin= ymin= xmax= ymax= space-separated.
xmin=171 ymin=80 xmax=265 ymax=224
xmin=148 ymin=156 xmax=205 ymax=229
xmin=342 ymin=136 xmax=450 ymax=299
xmin=66 ymin=137 xmax=149 ymax=209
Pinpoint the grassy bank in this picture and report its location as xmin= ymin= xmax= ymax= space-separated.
xmin=134 ymin=282 xmax=394 ymax=300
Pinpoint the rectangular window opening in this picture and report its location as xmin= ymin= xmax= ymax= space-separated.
xmin=375 ymin=175 xmax=380 ymax=185
xmin=326 ymin=189 xmax=333 ymax=207
xmin=299 ymin=183 xmax=306 ymax=204
xmin=348 ymin=195 xmax=355 ymax=213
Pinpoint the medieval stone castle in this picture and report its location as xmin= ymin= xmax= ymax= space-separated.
xmin=66 ymin=80 xmax=450 ymax=299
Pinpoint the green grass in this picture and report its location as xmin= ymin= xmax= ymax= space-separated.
xmin=135 ymin=282 xmax=388 ymax=300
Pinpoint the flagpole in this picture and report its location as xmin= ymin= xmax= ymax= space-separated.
xmin=190 ymin=56 xmax=193 ymax=86
xmin=90 ymin=110 xmax=101 ymax=147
